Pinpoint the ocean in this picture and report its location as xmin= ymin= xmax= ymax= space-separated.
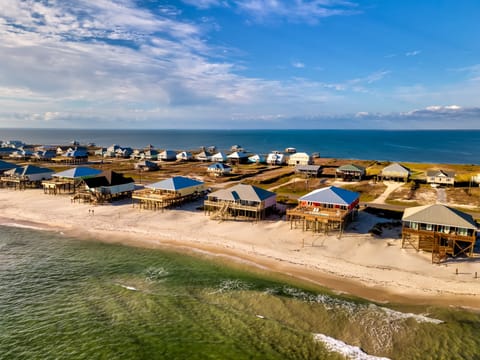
xmin=1 ymin=128 xmax=479 ymax=164
xmin=1 ymin=225 xmax=480 ymax=360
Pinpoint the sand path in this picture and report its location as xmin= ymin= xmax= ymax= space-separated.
xmin=371 ymin=181 xmax=405 ymax=204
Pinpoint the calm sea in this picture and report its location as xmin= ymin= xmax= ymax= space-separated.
xmin=1 ymin=128 xmax=479 ymax=164
xmin=1 ymin=225 xmax=480 ymax=359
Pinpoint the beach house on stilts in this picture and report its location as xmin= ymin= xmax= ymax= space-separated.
xmin=286 ymin=186 xmax=360 ymax=237
xmin=132 ymin=176 xmax=204 ymax=211
xmin=42 ymin=167 xmax=102 ymax=195
xmin=1 ymin=165 xmax=54 ymax=190
xmin=204 ymin=184 xmax=276 ymax=221
xmin=401 ymin=204 xmax=478 ymax=263
xmin=378 ymin=163 xmax=410 ymax=182
xmin=72 ymin=170 xmax=135 ymax=204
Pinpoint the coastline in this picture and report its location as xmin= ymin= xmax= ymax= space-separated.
xmin=1 ymin=188 xmax=479 ymax=310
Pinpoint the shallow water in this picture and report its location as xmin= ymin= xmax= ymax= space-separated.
xmin=0 ymin=225 xmax=479 ymax=359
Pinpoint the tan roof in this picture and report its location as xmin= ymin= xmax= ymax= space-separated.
xmin=381 ymin=163 xmax=410 ymax=176
xmin=426 ymin=169 xmax=455 ymax=178
xmin=402 ymin=204 xmax=477 ymax=230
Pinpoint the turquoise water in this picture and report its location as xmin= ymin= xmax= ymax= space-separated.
xmin=1 ymin=225 xmax=480 ymax=359
xmin=1 ymin=128 xmax=480 ymax=164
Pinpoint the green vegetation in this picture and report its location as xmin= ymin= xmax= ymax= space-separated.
xmin=340 ymin=181 xmax=387 ymax=202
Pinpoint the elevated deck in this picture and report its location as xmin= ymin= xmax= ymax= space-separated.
xmin=204 ymin=199 xmax=266 ymax=221
xmin=286 ymin=206 xmax=357 ymax=237
xmin=402 ymin=227 xmax=477 ymax=263
xmin=132 ymin=189 xmax=201 ymax=211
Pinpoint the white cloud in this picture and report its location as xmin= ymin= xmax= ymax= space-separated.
xmin=181 ymin=0 xmax=359 ymax=23
xmin=292 ymin=61 xmax=305 ymax=68
xmin=235 ymin=0 xmax=360 ymax=23
xmin=405 ymin=50 xmax=421 ymax=57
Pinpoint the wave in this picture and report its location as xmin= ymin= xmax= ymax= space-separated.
xmin=314 ymin=333 xmax=391 ymax=360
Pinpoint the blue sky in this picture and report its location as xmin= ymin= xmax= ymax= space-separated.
xmin=1 ymin=0 xmax=479 ymax=129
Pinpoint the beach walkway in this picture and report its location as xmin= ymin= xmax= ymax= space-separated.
xmin=370 ymin=181 xmax=404 ymax=205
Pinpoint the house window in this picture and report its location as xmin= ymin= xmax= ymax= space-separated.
xmin=426 ymin=224 xmax=433 ymax=231
xmin=443 ymin=226 xmax=450 ymax=234
xmin=411 ymin=222 xmax=418 ymax=230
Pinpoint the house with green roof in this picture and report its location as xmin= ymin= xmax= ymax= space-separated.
xmin=335 ymin=164 xmax=366 ymax=181
xmin=402 ymin=204 xmax=478 ymax=263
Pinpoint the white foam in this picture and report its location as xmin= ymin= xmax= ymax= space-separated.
xmin=0 ymin=222 xmax=46 ymax=231
xmin=314 ymin=333 xmax=391 ymax=360
xmin=119 ymin=284 xmax=137 ymax=291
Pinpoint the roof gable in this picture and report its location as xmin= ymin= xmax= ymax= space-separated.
xmin=227 ymin=151 xmax=249 ymax=159
xmin=426 ymin=169 xmax=455 ymax=178
xmin=402 ymin=204 xmax=477 ymax=229
xmin=299 ymin=186 xmax=359 ymax=206
xmin=336 ymin=164 xmax=365 ymax=173
xmin=208 ymin=163 xmax=231 ymax=170
xmin=84 ymin=170 xmax=134 ymax=188
xmin=209 ymin=184 xmax=275 ymax=202
xmin=381 ymin=163 xmax=410 ymax=175
xmin=54 ymin=167 xmax=102 ymax=179
xmin=0 ymin=160 xmax=18 ymax=171
xmin=7 ymin=165 xmax=54 ymax=176
xmin=147 ymin=176 xmax=203 ymax=191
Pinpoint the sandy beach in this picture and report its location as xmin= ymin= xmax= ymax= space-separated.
xmin=1 ymin=188 xmax=479 ymax=309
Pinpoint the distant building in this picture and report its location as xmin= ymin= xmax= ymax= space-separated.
xmin=266 ymin=151 xmax=287 ymax=166
xmin=52 ymin=147 xmax=88 ymax=164
xmin=287 ymin=152 xmax=312 ymax=166
xmin=335 ymin=164 xmax=366 ymax=181
xmin=158 ymin=150 xmax=177 ymax=161
xmin=426 ymin=170 xmax=455 ymax=186
xmin=207 ymin=163 xmax=232 ymax=177
xmin=248 ymin=154 xmax=266 ymax=164
xmin=195 ymin=150 xmax=212 ymax=162
xmin=227 ymin=151 xmax=249 ymax=164
xmin=379 ymin=163 xmax=410 ymax=182
xmin=135 ymin=160 xmax=159 ymax=172
xmin=295 ymin=165 xmax=322 ymax=177
xmin=211 ymin=152 xmax=228 ymax=163
xmin=31 ymin=150 xmax=57 ymax=161
xmin=176 ymin=151 xmax=193 ymax=161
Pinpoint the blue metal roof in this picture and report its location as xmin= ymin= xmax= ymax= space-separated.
xmin=0 ymin=160 xmax=19 ymax=171
xmin=8 ymin=165 xmax=54 ymax=176
xmin=208 ymin=163 xmax=231 ymax=170
xmin=299 ymin=186 xmax=359 ymax=206
xmin=53 ymin=167 xmax=102 ymax=179
xmin=147 ymin=176 xmax=204 ymax=191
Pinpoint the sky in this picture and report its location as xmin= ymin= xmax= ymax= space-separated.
xmin=1 ymin=0 xmax=480 ymax=129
